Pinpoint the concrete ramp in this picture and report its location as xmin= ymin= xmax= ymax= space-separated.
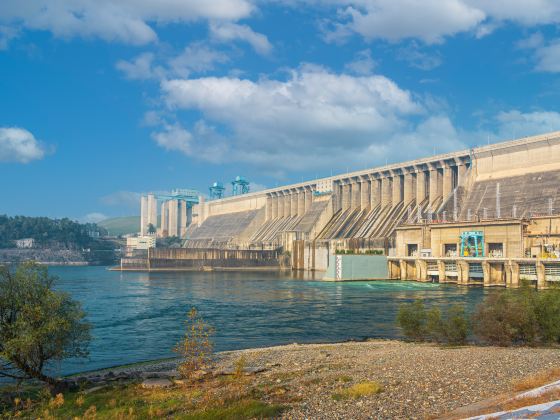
xmin=186 ymin=209 xmax=260 ymax=247
xmin=460 ymin=169 xmax=560 ymax=219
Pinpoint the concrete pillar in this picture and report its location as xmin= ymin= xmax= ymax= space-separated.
xmin=140 ymin=195 xmax=148 ymax=236
xmin=168 ymin=199 xmax=179 ymax=237
xmin=180 ymin=200 xmax=187 ymax=237
xmin=416 ymin=259 xmax=428 ymax=281
xmin=416 ymin=171 xmax=427 ymax=203
xmin=457 ymin=260 xmax=469 ymax=285
xmin=277 ymin=194 xmax=285 ymax=218
xmin=147 ymin=194 xmax=157 ymax=229
xmin=290 ymin=192 xmax=298 ymax=217
xmin=508 ymin=261 xmax=520 ymax=288
xmin=266 ymin=195 xmax=273 ymax=221
xmin=370 ymin=178 xmax=381 ymax=208
xmin=271 ymin=194 xmax=279 ymax=219
xmin=381 ymin=177 xmax=392 ymax=207
xmin=342 ymin=183 xmax=351 ymax=211
xmin=457 ymin=163 xmax=468 ymax=187
xmin=284 ymin=193 xmax=291 ymax=217
xmin=482 ymin=261 xmax=491 ymax=287
xmin=351 ymin=181 xmax=360 ymax=209
xmin=437 ymin=260 xmax=446 ymax=283
xmin=392 ymin=175 xmax=403 ymax=205
xmin=443 ymin=164 xmax=454 ymax=201
xmin=297 ymin=190 xmax=305 ymax=215
xmin=160 ymin=201 xmax=168 ymax=237
xmin=304 ymin=189 xmax=313 ymax=212
xmin=403 ymin=173 xmax=415 ymax=204
xmin=360 ymin=179 xmax=371 ymax=210
xmin=537 ymin=260 xmax=547 ymax=289
xmin=428 ymin=168 xmax=439 ymax=206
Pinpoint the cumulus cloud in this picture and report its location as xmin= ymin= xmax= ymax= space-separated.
xmin=168 ymin=42 xmax=230 ymax=76
xmin=151 ymin=123 xmax=193 ymax=155
xmin=116 ymin=52 xmax=158 ymax=80
xmin=316 ymin=0 xmax=560 ymax=44
xmin=494 ymin=110 xmax=560 ymax=139
xmin=0 ymin=127 xmax=47 ymax=163
xmin=534 ymin=40 xmax=560 ymax=72
xmin=209 ymin=22 xmax=272 ymax=55
xmin=397 ymin=42 xmax=442 ymax=70
xmin=344 ymin=49 xmax=376 ymax=75
xmin=117 ymin=43 xmax=230 ymax=81
xmin=149 ymin=66 xmax=470 ymax=173
xmin=0 ymin=0 xmax=254 ymax=46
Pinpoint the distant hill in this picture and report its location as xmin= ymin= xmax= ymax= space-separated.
xmin=98 ymin=216 xmax=140 ymax=236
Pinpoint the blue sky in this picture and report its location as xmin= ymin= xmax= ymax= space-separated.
xmin=2 ymin=1 xmax=560 ymax=221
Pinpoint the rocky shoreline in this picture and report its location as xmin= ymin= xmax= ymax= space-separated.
xmin=64 ymin=339 xmax=560 ymax=419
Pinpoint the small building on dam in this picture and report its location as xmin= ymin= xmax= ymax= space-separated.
xmin=123 ymin=131 xmax=560 ymax=288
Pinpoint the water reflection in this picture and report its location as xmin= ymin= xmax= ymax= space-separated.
xmin=50 ymin=267 xmax=486 ymax=375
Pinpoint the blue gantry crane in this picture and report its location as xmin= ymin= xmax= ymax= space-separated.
xmin=209 ymin=181 xmax=225 ymax=200
xmin=231 ymin=176 xmax=250 ymax=196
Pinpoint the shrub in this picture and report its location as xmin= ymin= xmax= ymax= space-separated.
xmin=472 ymin=290 xmax=539 ymax=346
xmin=397 ymin=300 xmax=427 ymax=341
xmin=397 ymin=301 xmax=469 ymax=345
xmin=533 ymin=288 xmax=560 ymax=344
xmin=0 ymin=262 xmax=90 ymax=392
xmin=443 ymin=305 xmax=469 ymax=345
xmin=174 ymin=307 xmax=214 ymax=380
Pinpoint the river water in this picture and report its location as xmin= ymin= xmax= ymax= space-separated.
xmin=50 ymin=266 xmax=487 ymax=376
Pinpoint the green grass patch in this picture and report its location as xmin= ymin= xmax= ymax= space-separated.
xmin=3 ymin=381 xmax=286 ymax=419
xmin=332 ymin=381 xmax=383 ymax=401
xmin=183 ymin=399 xmax=285 ymax=419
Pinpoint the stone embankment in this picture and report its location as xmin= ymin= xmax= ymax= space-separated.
xmin=71 ymin=340 xmax=560 ymax=419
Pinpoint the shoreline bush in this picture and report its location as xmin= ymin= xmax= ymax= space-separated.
xmin=397 ymin=286 xmax=560 ymax=347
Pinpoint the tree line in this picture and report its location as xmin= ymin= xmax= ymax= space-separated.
xmin=0 ymin=215 xmax=107 ymax=249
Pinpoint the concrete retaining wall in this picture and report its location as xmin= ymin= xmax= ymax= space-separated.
xmin=323 ymin=255 xmax=389 ymax=281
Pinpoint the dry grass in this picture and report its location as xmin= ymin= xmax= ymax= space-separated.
xmin=512 ymin=367 xmax=560 ymax=392
xmin=332 ymin=381 xmax=383 ymax=401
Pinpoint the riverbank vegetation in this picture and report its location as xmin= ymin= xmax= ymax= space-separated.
xmin=397 ymin=286 xmax=560 ymax=346
xmin=0 ymin=262 xmax=90 ymax=392
xmin=0 ymin=215 xmax=118 ymax=264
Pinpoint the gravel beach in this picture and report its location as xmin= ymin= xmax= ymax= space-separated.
xmin=79 ymin=340 xmax=560 ymax=419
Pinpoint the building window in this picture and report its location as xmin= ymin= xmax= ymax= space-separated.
xmin=444 ymin=243 xmax=457 ymax=257
xmin=488 ymin=243 xmax=504 ymax=257
xmin=407 ymin=244 xmax=418 ymax=257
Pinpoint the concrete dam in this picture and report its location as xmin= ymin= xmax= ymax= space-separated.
xmin=130 ymin=131 xmax=560 ymax=287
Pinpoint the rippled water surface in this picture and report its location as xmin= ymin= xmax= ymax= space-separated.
xmin=50 ymin=266 xmax=487 ymax=375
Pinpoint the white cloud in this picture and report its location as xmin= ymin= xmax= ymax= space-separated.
xmin=495 ymin=110 xmax=560 ymax=139
xmin=344 ymin=49 xmax=376 ymax=75
xmin=315 ymin=0 xmax=560 ymax=44
xmin=328 ymin=0 xmax=485 ymax=44
xmin=168 ymin=42 xmax=230 ymax=76
xmin=82 ymin=212 xmax=108 ymax=223
xmin=154 ymin=66 xmax=463 ymax=172
xmin=209 ymin=21 xmax=272 ymax=55
xmin=397 ymin=42 xmax=442 ymax=70
xmin=100 ymin=191 xmax=142 ymax=209
xmin=534 ymin=40 xmax=560 ymax=72
xmin=117 ymin=43 xmax=230 ymax=81
xmin=151 ymin=123 xmax=192 ymax=155
xmin=0 ymin=0 xmax=254 ymax=46
xmin=0 ymin=127 xmax=47 ymax=163
xmin=116 ymin=52 xmax=158 ymax=80
xmin=516 ymin=32 xmax=544 ymax=50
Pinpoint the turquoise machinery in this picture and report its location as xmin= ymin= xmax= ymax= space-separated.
xmin=460 ymin=231 xmax=485 ymax=257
